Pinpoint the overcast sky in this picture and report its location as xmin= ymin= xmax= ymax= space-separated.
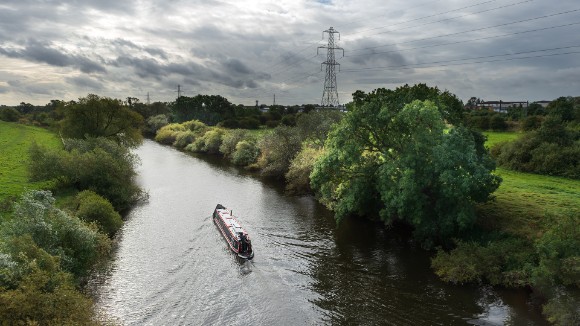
xmin=0 ymin=0 xmax=579 ymax=106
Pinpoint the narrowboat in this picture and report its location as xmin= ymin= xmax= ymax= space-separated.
xmin=212 ymin=204 xmax=254 ymax=259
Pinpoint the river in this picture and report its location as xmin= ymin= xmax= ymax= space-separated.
xmin=91 ymin=140 xmax=547 ymax=325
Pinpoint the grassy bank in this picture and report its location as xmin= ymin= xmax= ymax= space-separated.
xmin=478 ymin=131 xmax=579 ymax=239
xmin=477 ymin=167 xmax=580 ymax=239
xmin=0 ymin=121 xmax=62 ymax=208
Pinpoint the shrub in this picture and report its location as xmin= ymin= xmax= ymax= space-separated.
xmin=256 ymin=126 xmax=302 ymax=177
xmin=0 ymin=267 xmax=97 ymax=325
xmin=146 ymin=114 xmax=169 ymax=135
xmin=285 ymin=144 xmax=324 ymax=194
xmin=220 ymin=129 xmax=250 ymax=158
xmin=232 ymin=140 xmax=260 ymax=166
xmin=29 ymin=137 xmax=144 ymax=211
xmin=1 ymin=190 xmax=111 ymax=277
xmin=155 ymin=123 xmax=185 ymax=145
xmin=200 ymin=129 xmax=225 ymax=154
xmin=173 ymin=130 xmax=197 ymax=148
xmin=75 ymin=190 xmax=123 ymax=238
xmin=522 ymin=115 xmax=542 ymax=131
xmin=0 ymin=107 xmax=21 ymax=122
xmin=489 ymin=114 xmax=508 ymax=131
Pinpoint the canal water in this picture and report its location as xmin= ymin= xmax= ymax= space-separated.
xmin=91 ymin=140 xmax=547 ymax=325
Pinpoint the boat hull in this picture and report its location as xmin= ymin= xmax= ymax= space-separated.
xmin=213 ymin=204 xmax=254 ymax=260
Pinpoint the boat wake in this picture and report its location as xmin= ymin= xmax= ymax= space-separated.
xmin=239 ymin=259 xmax=253 ymax=275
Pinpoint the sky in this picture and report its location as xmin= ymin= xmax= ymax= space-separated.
xmin=0 ymin=0 xmax=579 ymax=106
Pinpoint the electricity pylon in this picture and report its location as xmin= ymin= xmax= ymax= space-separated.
xmin=318 ymin=27 xmax=344 ymax=107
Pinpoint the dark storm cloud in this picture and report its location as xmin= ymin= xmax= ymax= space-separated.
xmin=0 ymin=40 xmax=106 ymax=73
xmin=66 ymin=76 xmax=104 ymax=91
xmin=111 ymin=38 xmax=168 ymax=60
xmin=223 ymin=58 xmax=252 ymax=75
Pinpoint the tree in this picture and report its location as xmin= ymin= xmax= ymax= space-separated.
xmin=311 ymin=90 xmax=500 ymax=246
xmin=60 ymin=94 xmax=144 ymax=147
xmin=172 ymin=94 xmax=234 ymax=125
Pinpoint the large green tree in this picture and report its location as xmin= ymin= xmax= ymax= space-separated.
xmin=60 ymin=94 xmax=144 ymax=146
xmin=311 ymin=85 xmax=500 ymax=246
xmin=172 ymin=94 xmax=234 ymax=125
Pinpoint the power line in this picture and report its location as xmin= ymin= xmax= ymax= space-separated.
xmin=343 ymin=0 xmax=503 ymax=37
xmin=349 ymin=8 xmax=580 ymax=53
xmin=341 ymin=45 xmax=580 ymax=73
xmin=346 ymin=21 xmax=580 ymax=58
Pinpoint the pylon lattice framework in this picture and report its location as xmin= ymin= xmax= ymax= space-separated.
xmin=318 ymin=27 xmax=344 ymax=107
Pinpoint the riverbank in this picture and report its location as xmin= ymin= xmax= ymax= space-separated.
xmin=0 ymin=121 xmax=141 ymax=324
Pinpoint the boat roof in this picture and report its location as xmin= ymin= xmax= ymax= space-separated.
xmin=216 ymin=208 xmax=248 ymax=237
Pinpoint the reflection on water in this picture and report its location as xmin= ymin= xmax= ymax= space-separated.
xmin=91 ymin=140 xmax=547 ymax=325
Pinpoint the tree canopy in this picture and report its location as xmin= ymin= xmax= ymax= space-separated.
xmin=311 ymin=85 xmax=500 ymax=246
xmin=60 ymin=94 xmax=144 ymax=146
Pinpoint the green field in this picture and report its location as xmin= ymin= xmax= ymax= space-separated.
xmin=0 ymin=121 xmax=62 ymax=206
xmin=482 ymin=131 xmax=523 ymax=148
xmin=478 ymin=131 xmax=580 ymax=240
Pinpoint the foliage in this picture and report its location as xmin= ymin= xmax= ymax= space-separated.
xmin=431 ymin=237 xmax=535 ymax=286
xmin=173 ymin=130 xmax=197 ymax=149
xmin=547 ymin=96 xmax=576 ymax=122
xmin=0 ymin=267 xmax=97 ymax=325
xmin=1 ymin=190 xmax=111 ymax=277
xmin=29 ymin=137 xmax=143 ymax=211
xmin=60 ymin=94 xmax=144 ymax=147
xmin=285 ymin=143 xmax=324 ymax=194
xmin=0 ymin=107 xmax=21 ymax=122
xmin=534 ymin=211 xmax=580 ymax=287
xmin=219 ymin=129 xmax=251 ymax=158
xmin=296 ymin=109 xmax=343 ymax=144
xmin=522 ymin=115 xmax=542 ymax=131
xmin=232 ymin=140 xmax=260 ymax=166
xmin=257 ymin=125 xmax=302 ymax=178
xmin=146 ymin=114 xmax=169 ymax=136
xmin=75 ymin=190 xmax=123 ymax=238
xmin=492 ymin=116 xmax=579 ymax=179
xmin=489 ymin=114 xmax=508 ymax=131
xmin=172 ymin=94 xmax=234 ymax=125
xmin=155 ymin=123 xmax=186 ymax=145
xmin=543 ymin=291 xmax=580 ymax=326
xmin=312 ymin=95 xmax=500 ymax=246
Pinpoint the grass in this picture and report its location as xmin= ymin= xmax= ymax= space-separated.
xmin=477 ymin=131 xmax=580 ymax=240
xmin=482 ymin=131 xmax=523 ymax=148
xmin=0 ymin=121 xmax=62 ymax=209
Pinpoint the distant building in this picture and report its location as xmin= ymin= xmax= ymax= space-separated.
xmin=471 ymin=100 xmax=529 ymax=113
xmin=533 ymin=100 xmax=552 ymax=108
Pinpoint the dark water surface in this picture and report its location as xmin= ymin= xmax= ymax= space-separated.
xmin=91 ymin=140 xmax=547 ymax=325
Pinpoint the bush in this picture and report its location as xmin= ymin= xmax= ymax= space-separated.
xmin=257 ymin=126 xmax=302 ymax=177
xmin=29 ymin=137 xmax=144 ymax=211
xmin=75 ymin=190 xmax=123 ymax=238
xmin=1 ymin=190 xmax=111 ymax=277
xmin=285 ymin=144 xmax=324 ymax=194
xmin=200 ymin=129 xmax=224 ymax=154
xmin=232 ymin=140 xmax=260 ymax=166
xmin=0 ymin=107 xmax=21 ymax=122
xmin=0 ymin=267 xmax=97 ymax=325
xmin=146 ymin=114 xmax=169 ymax=135
xmin=522 ymin=115 xmax=542 ymax=131
xmin=155 ymin=123 xmax=186 ymax=145
xmin=431 ymin=237 xmax=535 ymax=286
xmin=220 ymin=129 xmax=250 ymax=158
xmin=173 ymin=130 xmax=197 ymax=148
xmin=489 ymin=114 xmax=508 ymax=131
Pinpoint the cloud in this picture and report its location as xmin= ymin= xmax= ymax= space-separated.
xmin=0 ymin=40 xmax=106 ymax=73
